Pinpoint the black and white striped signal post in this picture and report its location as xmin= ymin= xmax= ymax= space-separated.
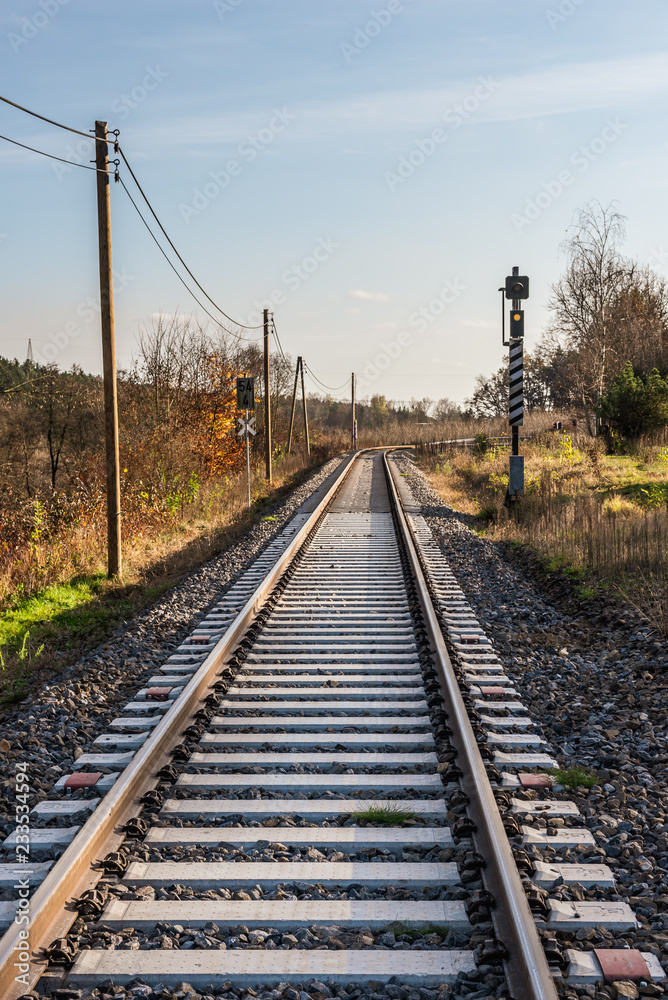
xmin=499 ymin=266 xmax=529 ymax=499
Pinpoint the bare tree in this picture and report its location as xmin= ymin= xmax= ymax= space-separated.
xmin=466 ymin=365 xmax=508 ymax=417
xmin=134 ymin=313 xmax=213 ymax=423
xmin=433 ymin=397 xmax=463 ymax=421
xmin=548 ymin=201 xmax=631 ymax=434
xmin=609 ymin=268 xmax=668 ymax=373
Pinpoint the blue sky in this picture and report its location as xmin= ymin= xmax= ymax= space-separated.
xmin=1 ymin=0 xmax=667 ymax=405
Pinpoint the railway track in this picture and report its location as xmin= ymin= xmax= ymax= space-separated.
xmin=1 ymin=450 xmax=664 ymax=1000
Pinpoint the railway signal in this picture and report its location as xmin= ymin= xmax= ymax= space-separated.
xmin=498 ymin=265 xmax=527 ymax=499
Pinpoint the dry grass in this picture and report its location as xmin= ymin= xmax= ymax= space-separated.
xmin=0 ymin=450 xmax=329 ymax=705
xmin=420 ymin=431 xmax=668 ymax=633
xmin=1 ymin=452 xmax=320 ymax=609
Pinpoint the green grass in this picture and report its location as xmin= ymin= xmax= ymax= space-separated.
xmin=0 ymin=631 xmax=44 ymax=705
xmin=0 ymin=575 xmax=139 ymax=707
xmin=0 ymin=575 xmax=134 ymax=654
xmin=352 ymin=802 xmax=416 ymax=825
xmin=389 ymin=922 xmax=449 ymax=940
xmin=260 ymin=515 xmax=278 ymax=522
xmin=616 ymin=481 xmax=668 ymax=508
xmin=542 ymin=766 xmax=599 ymax=789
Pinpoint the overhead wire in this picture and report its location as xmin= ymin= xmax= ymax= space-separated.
xmin=0 ymin=93 xmax=113 ymax=143
xmin=303 ymin=373 xmax=352 ymax=401
xmin=118 ymin=177 xmax=262 ymax=341
xmin=117 ymin=146 xmax=263 ymax=331
xmin=270 ymin=317 xmax=287 ymax=360
xmin=303 ymin=370 xmax=352 ymax=400
xmin=0 ymin=92 xmax=264 ymax=334
xmin=0 ymin=132 xmax=114 ymax=172
xmin=303 ymin=363 xmax=351 ymax=393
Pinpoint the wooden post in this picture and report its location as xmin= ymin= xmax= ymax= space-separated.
xmin=351 ymin=372 xmax=356 ymax=450
xmin=263 ymin=308 xmax=272 ymax=483
xmin=286 ymin=356 xmax=300 ymax=454
xmin=300 ymin=356 xmax=310 ymax=457
xmin=95 ymin=120 xmax=121 ymax=578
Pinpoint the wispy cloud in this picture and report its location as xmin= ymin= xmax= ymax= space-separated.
xmin=349 ymin=289 xmax=390 ymax=302
xmin=132 ymin=52 xmax=668 ymax=149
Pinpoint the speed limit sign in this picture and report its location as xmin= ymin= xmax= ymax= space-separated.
xmin=236 ymin=377 xmax=255 ymax=410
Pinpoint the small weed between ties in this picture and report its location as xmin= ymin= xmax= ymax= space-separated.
xmin=389 ymin=921 xmax=451 ymax=940
xmin=352 ymin=801 xmax=416 ymax=825
xmin=540 ymin=766 xmax=599 ymax=789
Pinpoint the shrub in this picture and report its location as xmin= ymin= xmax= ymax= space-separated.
xmin=599 ymin=363 xmax=668 ymax=439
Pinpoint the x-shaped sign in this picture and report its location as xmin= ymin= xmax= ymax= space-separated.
xmin=238 ymin=415 xmax=256 ymax=437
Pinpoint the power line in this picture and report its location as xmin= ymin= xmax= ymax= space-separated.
xmin=304 ymin=364 xmax=351 ymax=392
xmin=272 ymin=330 xmax=285 ymax=360
xmin=303 ymin=363 xmax=351 ymax=393
xmin=118 ymin=147 xmax=263 ymax=331
xmin=0 ymin=91 xmax=265 ymax=334
xmin=303 ymin=371 xmax=352 ymax=400
xmin=271 ymin=317 xmax=287 ymax=360
xmin=118 ymin=177 xmax=262 ymax=342
xmin=0 ymin=93 xmax=113 ymax=143
xmin=306 ymin=371 xmax=477 ymax=378
xmin=0 ymin=131 xmax=113 ymax=172
xmin=0 ymin=94 xmax=299 ymax=359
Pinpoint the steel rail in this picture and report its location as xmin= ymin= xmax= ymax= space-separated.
xmin=0 ymin=451 xmax=360 ymax=1000
xmin=383 ymin=450 xmax=558 ymax=1000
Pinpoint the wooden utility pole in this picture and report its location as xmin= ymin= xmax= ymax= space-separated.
xmin=263 ymin=308 xmax=272 ymax=483
xmin=286 ymin=356 xmax=300 ymax=454
xmin=300 ymin=356 xmax=310 ymax=456
xmin=351 ymin=372 xmax=357 ymax=450
xmin=95 ymin=120 xmax=122 ymax=578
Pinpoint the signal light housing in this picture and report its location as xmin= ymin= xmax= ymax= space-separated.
xmin=505 ymin=275 xmax=529 ymax=299
xmin=510 ymin=310 xmax=524 ymax=338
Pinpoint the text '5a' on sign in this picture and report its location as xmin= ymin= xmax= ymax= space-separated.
xmin=236 ymin=377 xmax=255 ymax=410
